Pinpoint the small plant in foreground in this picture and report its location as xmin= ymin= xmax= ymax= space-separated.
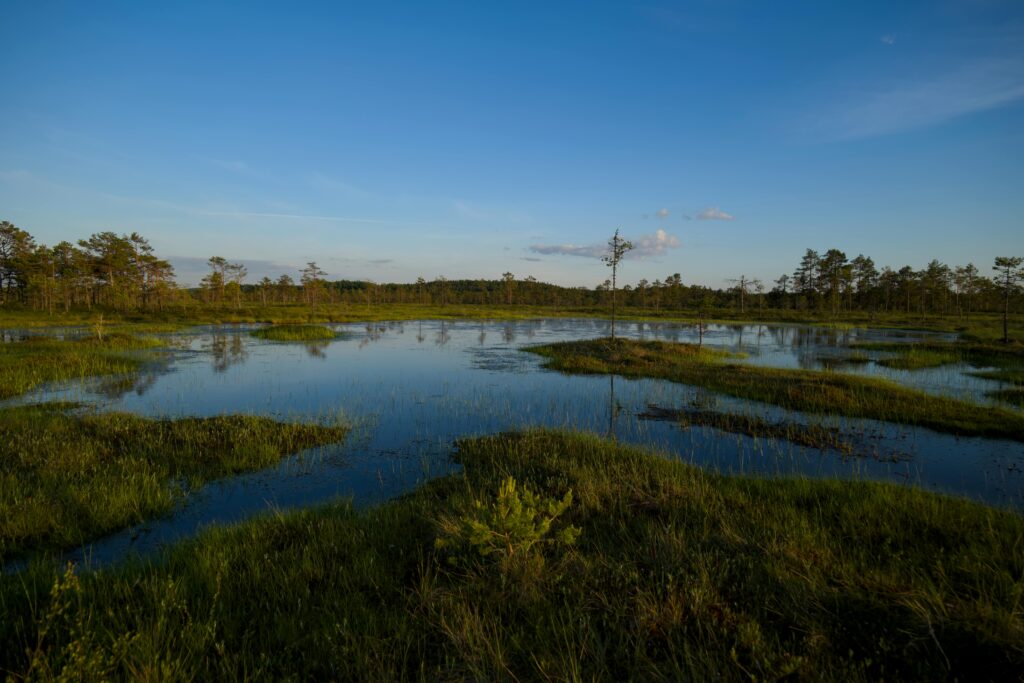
xmin=435 ymin=476 xmax=580 ymax=569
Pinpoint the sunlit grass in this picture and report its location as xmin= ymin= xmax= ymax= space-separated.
xmin=875 ymin=348 xmax=959 ymax=370
xmin=0 ymin=403 xmax=349 ymax=561
xmin=250 ymin=324 xmax=338 ymax=341
xmin=528 ymin=338 xmax=1024 ymax=441
xmin=854 ymin=339 xmax=1024 ymax=367
xmin=0 ymin=334 xmax=163 ymax=400
xmin=1 ymin=430 xmax=1020 ymax=679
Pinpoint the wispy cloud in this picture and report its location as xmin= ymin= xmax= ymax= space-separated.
xmin=529 ymin=229 xmax=680 ymax=259
xmin=529 ymin=243 xmax=606 ymax=258
xmin=453 ymin=200 xmax=490 ymax=221
xmin=880 ymin=34 xmax=896 ymax=46
xmin=655 ymin=207 xmax=670 ymax=219
xmin=206 ymin=158 xmax=257 ymax=175
xmin=309 ymin=172 xmax=371 ymax=197
xmin=820 ymin=58 xmax=1024 ymax=139
xmin=696 ymin=207 xmax=735 ymax=221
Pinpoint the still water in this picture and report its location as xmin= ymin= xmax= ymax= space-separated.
xmin=12 ymin=319 xmax=1024 ymax=565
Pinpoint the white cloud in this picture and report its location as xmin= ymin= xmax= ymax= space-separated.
xmin=820 ymin=58 xmax=1024 ymax=139
xmin=632 ymin=228 xmax=680 ymax=256
xmin=529 ymin=229 xmax=681 ymax=259
xmin=880 ymin=34 xmax=896 ymax=46
xmin=655 ymin=207 xmax=670 ymax=219
xmin=696 ymin=207 xmax=735 ymax=221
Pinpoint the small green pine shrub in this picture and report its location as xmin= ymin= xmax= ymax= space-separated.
xmin=435 ymin=477 xmax=580 ymax=571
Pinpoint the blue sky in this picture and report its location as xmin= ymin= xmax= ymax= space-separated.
xmin=1 ymin=1 xmax=1022 ymax=287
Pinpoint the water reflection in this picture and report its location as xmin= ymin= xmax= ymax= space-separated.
xmin=209 ymin=331 xmax=248 ymax=373
xmin=11 ymin=318 xmax=1022 ymax=568
xmin=303 ymin=341 xmax=330 ymax=359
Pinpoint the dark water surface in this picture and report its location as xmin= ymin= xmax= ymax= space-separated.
xmin=9 ymin=319 xmax=1023 ymax=567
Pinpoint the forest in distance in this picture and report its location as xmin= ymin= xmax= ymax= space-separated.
xmin=1 ymin=220 xmax=1023 ymax=321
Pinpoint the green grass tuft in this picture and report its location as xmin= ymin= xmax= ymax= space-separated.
xmin=250 ymin=324 xmax=338 ymax=341
xmin=875 ymin=348 xmax=959 ymax=370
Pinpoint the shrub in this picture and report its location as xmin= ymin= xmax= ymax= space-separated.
xmin=435 ymin=477 xmax=580 ymax=571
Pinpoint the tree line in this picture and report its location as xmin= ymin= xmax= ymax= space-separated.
xmin=2 ymin=221 xmax=1021 ymax=319
xmin=0 ymin=221 xmax=175 ymax=313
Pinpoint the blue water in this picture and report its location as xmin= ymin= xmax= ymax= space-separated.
xmin=8 ymin=319 xmax=1023 ymax=567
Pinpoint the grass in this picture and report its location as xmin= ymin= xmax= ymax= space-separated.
xmin=528 ymin=338 xmax=1024 ymax=441
xmin=0 ymin=430 xmax=1020 ymax=680
xmin=817 ymin=351 xmax=872 ymax=370
xmin=875 ymin=348 xmax=959 ymax=370
xmin=989 ymin=388 xmax=1024 ymax=407
xmin=0 ymin=403 xmax=349 ymax=561
xmin=970 ymin=368 xmax=1024 ymax=384
xmin=639 ymin=405 xmax=855 ymax=454
xmin=3 ymin=303 xmax=1022 ymax=340
xmin=854 ymin=339 xmax=1024 ymax=368
xmin=250 ymin=323 xmax=338 ymax=341
xmin=0 ymin=333 xmax=164 ymax=400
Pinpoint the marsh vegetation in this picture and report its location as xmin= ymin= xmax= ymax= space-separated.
xmin=1 ymin=312 xmax=1022 ymax=679
xmin=1 ymin=431 xmax=1021 ymax=680
xmin=249 ymin=324 xmax=338 ymax=342
xmin=0 ymin=403 xmax=348 ymax=561
xmin=528 ymin=338 xmax=1024 ymax=441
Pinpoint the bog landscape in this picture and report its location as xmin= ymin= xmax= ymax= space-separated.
xmin=2 ymin=2 xmax=1023 ymax=681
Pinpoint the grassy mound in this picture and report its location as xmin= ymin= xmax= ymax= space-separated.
xmin=528 ymin=338 xmax=1024 ymax=441
xmin=250 ymin=324 xmax=338 ymax=341
xmin=0 ymin=430 xmax=1020 ymax=680
xmin=0 ymin=404 xmax=348 ymax=560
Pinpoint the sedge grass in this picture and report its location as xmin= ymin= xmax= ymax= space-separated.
xmin=854 ymin=339 xmax=1024 ymax=368
xmin=875 ymin=348 xmax=959 ymax=370
xmin=0 ymin=430 xmax=1020 ymax=680
xmin=528 ymin=338 xmax=1024 ymax=441
xmin=639 ymin=405 xmax=855 ymax=454
xmin=250 ymin=324 xmax=338 ymax=342
xmin=0 ymin=334 xmax=162 ymax=400
xmin=0 ymin=403 xmax=349 ymax=561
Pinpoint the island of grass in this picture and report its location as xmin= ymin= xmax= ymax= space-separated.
xmin=853 ymin=338 xmax=1024 ymax=371
xmin=250 ymin=324 xmax=338 ymax=342
xmin=0 ymin=403 xmax=348 ymax=561
xmin=0 ymin=333 xmax=163 ymax=400
xmin=639 ymin=405 xmax=856 ymax=455
xmin=991 ymin=387 xmax=1024 ymax=406
xmin=1 ymin=430 xmax=1020 ymax=680
xmin=527 ymin=338 xmax=1024 ymax=441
